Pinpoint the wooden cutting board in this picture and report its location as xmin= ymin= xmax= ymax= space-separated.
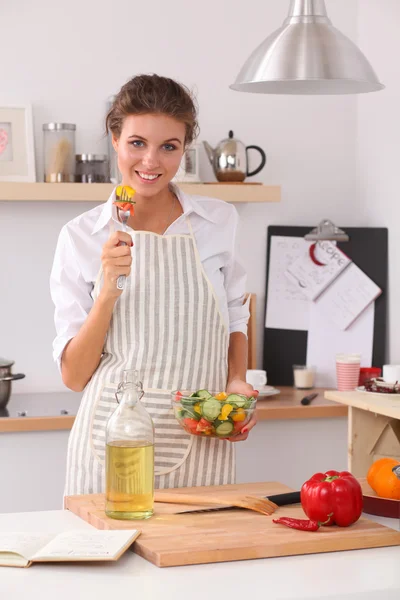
xmin=65 ymin=481 xmax=400 ymax=568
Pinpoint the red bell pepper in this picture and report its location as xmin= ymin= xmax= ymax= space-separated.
xmin=301 ymin=470 xmax=363 ymax=527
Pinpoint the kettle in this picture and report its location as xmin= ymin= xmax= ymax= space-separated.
xmin=203 ymin=131 xmax=266 ymax=182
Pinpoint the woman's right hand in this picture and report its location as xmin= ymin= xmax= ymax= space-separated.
xmin=100 ymin=231 xmax=133 ymax=300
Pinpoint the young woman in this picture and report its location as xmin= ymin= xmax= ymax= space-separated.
xmin=50 ymin=74 xmax=257 ymax=496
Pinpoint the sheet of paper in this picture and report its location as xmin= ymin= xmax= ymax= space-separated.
xmin=0 ymin=533 xmax=53 ymax=560
xmin=306 ymin=301 xmax=374 ymax=388
xmin=284 ymin=241 xmax=351 ymax=301
xmin=265 ymin=236 xmax=311 ymax=331
xmin=34 ymin=529 xmax=138 ymax=560
xmin=314 ymin=263 xmax=381 ymax=331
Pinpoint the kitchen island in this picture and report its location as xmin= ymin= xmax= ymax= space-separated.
xmin=0 ymin=508 xmax=398 ymax=600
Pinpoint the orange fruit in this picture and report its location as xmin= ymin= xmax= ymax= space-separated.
xmin=367 ymin=457 xmax=400 ymax=500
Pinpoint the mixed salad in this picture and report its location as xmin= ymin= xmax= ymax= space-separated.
xmin=174 ymin=389 xmax=256 ymax=437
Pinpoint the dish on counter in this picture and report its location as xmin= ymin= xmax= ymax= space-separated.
xmin=171 ymin=389 xmax=256 ymax=438
xmin=357 ymin=377 xmax=400 ymax=396
xmin=359 ymin=477 xmax=400 ymax=518
xmin=257 ymin=385 xmax=280 ymax=397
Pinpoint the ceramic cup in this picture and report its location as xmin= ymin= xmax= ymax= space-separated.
xmin=336 ymin=354 xmax=361 ymax=391
xmin=382 ymin=365 xmax=400 ymax=383
xmin=246 ymin=369 xmax=267 ymax=389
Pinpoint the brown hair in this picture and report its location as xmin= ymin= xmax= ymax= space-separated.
xmin=106 ymin=74 xmax=199 ymax=147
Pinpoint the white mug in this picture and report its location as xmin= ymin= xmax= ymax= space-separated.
xmin=246 ymin=369 xmax=267 ymax=388
xmin=382 ymin=365 xmax=400 ymax=383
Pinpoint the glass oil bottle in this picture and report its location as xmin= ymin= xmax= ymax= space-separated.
xmin=105 ymin=370 xmax=154 ymax=520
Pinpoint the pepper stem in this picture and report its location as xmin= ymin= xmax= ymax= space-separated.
xmin=317 ymin=513 xmax=334 ymax=527
xmin=324 ymin=475 xmax=339 ymax=482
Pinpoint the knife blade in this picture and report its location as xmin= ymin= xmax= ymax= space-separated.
xmin=173 ymin=490 xmax=301 ymax=514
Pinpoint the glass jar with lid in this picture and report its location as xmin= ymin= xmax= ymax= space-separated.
xmin=43 ymin=123 xmax=76 ymax=182
xmin=75 ymin=154 xmax=109 ymax=183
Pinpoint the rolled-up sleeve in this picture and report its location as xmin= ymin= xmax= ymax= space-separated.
xmin=222 ymin=208 xmax=250 ymax=336
xmin=50 ymin=225 xmax=94 ymax=370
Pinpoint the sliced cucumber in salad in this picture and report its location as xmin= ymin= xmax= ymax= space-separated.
xmin=197 ymin=389 xmax=213 ymax=398
xmin=182 ymin=406 xmax=201 ymax=421
xmin=215 ymin=421 xmax=234 ymax=437
xmin=175 ymin=389 xmax=256 ymax=437
xmin=201 ymin=398 xmax=222 ymax=422
xmin=224 ymin=393 xmax=247 ymax=408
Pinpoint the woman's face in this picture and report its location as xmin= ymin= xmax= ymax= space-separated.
xmin=113 ymin=113 xmax=185 ymax=196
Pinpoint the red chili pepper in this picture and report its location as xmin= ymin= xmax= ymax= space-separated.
xmin=273 ymin=513 xmax=332 ymax=532
xmin=273 ymin=517 xmax=320 ymax=531
xmin=301 ymin=470 xmax=363 ymax=527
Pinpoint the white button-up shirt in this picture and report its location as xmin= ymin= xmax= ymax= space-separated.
xmin=50 ymin=186 xmax=249 ymax=366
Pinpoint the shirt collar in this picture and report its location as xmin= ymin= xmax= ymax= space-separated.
xmin=91 ymin=184 xmax=218 ymax=236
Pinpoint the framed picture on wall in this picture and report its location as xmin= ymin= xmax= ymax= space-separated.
xmin=0 ymin=105 xmax=36 ymax=182
xmin=173 ymin=143 xmax=201 ymax=183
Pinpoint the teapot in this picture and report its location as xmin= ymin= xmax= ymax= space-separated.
xmin=203 ymin=131 xmax=266 ymax=182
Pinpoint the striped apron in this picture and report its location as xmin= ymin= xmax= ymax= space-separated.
xmin=64 ymin=218 xmax=235 ymax=496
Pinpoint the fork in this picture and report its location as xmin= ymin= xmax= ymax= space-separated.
xmin=154 ymin=491 xmax=278 ymax=516
xmin=116 ymin=187 xmax=132 ymax=291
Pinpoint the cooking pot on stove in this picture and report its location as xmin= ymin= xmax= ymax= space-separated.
xmin=0 ymin=358 xmax=25 ymax=409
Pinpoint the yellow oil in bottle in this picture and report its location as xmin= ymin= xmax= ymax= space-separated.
xmin=105 ymin=440 xmax=154 ymax=520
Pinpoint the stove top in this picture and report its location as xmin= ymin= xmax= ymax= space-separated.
xmin=0 ymin=391 xmax=83 ymax=419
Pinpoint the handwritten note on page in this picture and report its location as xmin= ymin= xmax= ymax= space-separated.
xmin=265 ymin=236 xmax=311 ymax=331
xmin=284 ymin=241 xmax=351 ymax=301
xmin=313 ymin=263 xmax=382 ymax=331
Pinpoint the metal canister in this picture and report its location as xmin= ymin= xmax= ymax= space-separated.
xmin=75 ymin=154 xmax=109 ymax=183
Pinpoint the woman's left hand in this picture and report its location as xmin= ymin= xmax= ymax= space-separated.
xmin=225 ymin=378 xmax=258 ymax=442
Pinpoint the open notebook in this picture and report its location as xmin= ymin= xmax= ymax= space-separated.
xmin=0 ymin=529 xmax=140 ymax=568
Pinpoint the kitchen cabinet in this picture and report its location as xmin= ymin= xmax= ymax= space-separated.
xmin=325 ymin=390 xmax=400 ymax=474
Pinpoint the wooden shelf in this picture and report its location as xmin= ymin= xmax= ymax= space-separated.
xmin=0 ymin=182 xmax=280 ymax=203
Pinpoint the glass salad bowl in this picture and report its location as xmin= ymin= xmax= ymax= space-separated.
xmin=171 ymin=389 xmax=257 ymax=438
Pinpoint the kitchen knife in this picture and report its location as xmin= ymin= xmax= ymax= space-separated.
xmin=171 ymin=490 xmax=301 ymax=514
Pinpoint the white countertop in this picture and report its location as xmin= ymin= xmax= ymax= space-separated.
xmin=0 ymin=510 xmax=399 ymax=600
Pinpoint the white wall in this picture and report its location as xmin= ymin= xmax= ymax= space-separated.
xmin=0 ymin=0 xmax=360 ymax=393
xmin=356 ymin=0 xmax=400 ymax=363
